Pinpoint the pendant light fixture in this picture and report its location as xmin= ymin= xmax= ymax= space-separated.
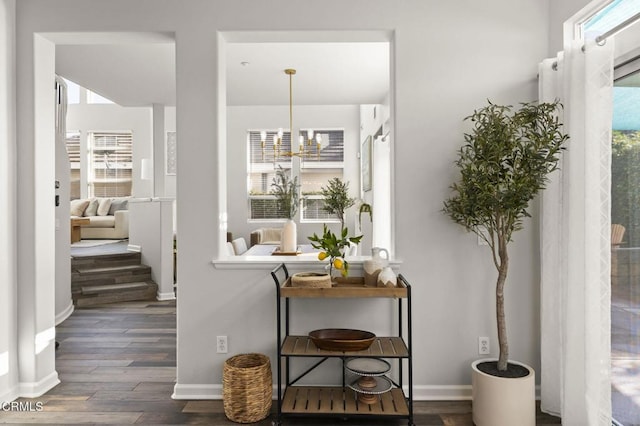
xmin=260 ymin=69 xmax=322 ymax=161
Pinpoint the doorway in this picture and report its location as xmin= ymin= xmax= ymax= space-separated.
xmin=39 ymin=30 xmax=178 ymax=386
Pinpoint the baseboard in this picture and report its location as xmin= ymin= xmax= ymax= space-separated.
xmin=173 ymin=383 xmax=474 ymax=401
xmin=127 ymin=244 xmax=142 ymax=252
xmin=406 ymin=384 xmax=541 ymax=401
xmin=18 ymin=371 xmax=60 ymax=398
xmin=173 ymin=383 xmax=539 ymax=401
xmin=409 ymin=385 xmax=472 ymax=400
xmin=55 ymin=300 xmax=74 ymax=326
xmin=172 ymin=383 xmax=222 ymax=400
xmin=157 ymin=291 xmax=176 ymax=301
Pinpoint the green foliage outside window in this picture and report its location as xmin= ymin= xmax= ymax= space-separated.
xmin=612 ymin=130 xmax=640 ymax=247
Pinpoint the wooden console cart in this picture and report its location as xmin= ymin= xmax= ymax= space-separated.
xmin=270 ymin=264 xmax=413 ymax=426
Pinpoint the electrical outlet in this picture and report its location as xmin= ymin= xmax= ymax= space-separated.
xmin=478 ymin=337 xmax=490 ymax=355
xmin=216 ymin=336 xmax=228 ymax=354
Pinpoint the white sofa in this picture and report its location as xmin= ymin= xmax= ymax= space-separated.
xmin=70 ymin=197 xmax=130 ymax=239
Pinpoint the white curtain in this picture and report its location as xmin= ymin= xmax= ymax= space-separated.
xmin=539 ymin=39 xmax=613 ymax=426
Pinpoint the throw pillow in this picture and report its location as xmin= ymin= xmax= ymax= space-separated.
xmin=70 ymin=199 xmax=90 ymax=217
xmin=108 ymin=198 xmax=129 ymax=215
xmin=97 ymin=198 xmax=112 ymax=216
xmin=84 ymin=198 xmax=99 ymax=216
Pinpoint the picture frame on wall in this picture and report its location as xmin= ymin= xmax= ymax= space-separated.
xmin=361 ymin=135 xmax=372 ymax=192
xmin=166 ymin=131 xmax=177 ymax=175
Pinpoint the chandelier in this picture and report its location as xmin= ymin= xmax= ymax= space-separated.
xmin=260 ymin=69 xmax=322 ymax=161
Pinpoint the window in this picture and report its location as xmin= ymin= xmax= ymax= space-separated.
xmin=300 ymin=129 xmax=345 ymax=221
xmin=88 ymin=131 xmax=133 ymax=197
xmin=583 ymin=0 xmax=640 ymax=40
xmin=247 ymin=129 xmax=344 ymax=221
xmin=87 ymin=90 xmax=115 ymax=104
xmin=247 ymin=130 xmax=292 ymax=220
xmin=62 ymin=78 xmax=80 ymax=104
xmin=65 ymin=131 xmax=81 ymax=199
xmin=611 ymin=68 xmax=640 ymax=426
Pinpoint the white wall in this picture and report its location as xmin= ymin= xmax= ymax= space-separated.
xmin=0 ymin=0 xmax=18 ymax=402
xmin=128 ymin=198 xmax=176 ymax=300
xmin=227 ymin=105 xmax=360 ymax=244
xmin=548 ymin=0 xmax=592 ymax=54
xmin=10 ymin=0 xmax=594 ymax=402
xmin=18 ymin=33 xmax=60 ymax=396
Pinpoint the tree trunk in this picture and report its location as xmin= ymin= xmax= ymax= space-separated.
xmin=496 ymin=245 xmax=509 ymax=371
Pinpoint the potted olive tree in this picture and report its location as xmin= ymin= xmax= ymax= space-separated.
xmin=321 ymin=177 xmax=355 ymax=231
xmin=443 ymin=100 xmax=568 ymax=426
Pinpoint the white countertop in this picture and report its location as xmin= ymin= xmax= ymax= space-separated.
xmin=212 ymin=244 xmax=401 ymax=270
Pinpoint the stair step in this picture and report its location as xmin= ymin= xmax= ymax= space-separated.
xmin=74 ymin=282 xmax=158 ymax=307
xmin=72 ymin=267 xmax=151 ymax=291
xmin=70 ymin=249 xmax=159 ymax=306
xmin=75 ymin=264 xmax=150 ymax=275
xmin=81 ymin=281 xmax=150 ymax=295
xmin=71 ymin=252 xmax=141 ymax=269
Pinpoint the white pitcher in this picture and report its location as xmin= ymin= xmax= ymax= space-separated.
xmin=363 ymin=247 xmax=389 ymax=287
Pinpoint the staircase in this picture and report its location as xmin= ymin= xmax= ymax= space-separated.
xmin=71 ymin=251 xmax=158 ymax=307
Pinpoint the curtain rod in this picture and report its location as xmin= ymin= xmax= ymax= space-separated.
xmin=550 ymin=11 xmax=640 ymax=70
xmin=595 ymin=11 xmax=640 ymax=44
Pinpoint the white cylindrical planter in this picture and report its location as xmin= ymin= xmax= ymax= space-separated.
xmin=281 ymin=219 xmax=297 ymax=253
xmin=471 ymin=359 xmax=535 ymax=426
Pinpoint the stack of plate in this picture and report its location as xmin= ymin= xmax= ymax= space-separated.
xmin=345 ymin=358 xmax=392 ymax=405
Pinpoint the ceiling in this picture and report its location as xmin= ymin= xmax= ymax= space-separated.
xmin=53 ymin=32 xmax=390 ymax=108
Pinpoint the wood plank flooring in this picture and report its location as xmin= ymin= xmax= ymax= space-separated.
xmin=0 ymin=300 xmax=561 ymax=425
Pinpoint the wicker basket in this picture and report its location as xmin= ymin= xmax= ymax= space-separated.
xmin=291 ymin=272 xmax=332 ymax=288
xmin=223 ymin=353 xmax=272 ymax=423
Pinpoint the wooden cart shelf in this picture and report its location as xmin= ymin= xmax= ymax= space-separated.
xmin=280 ymin=276 xmax=408 ymax=298
xmin=281 ymin=386 xmax=410 ymax=416
xmin=281 ymin=335 xmax=409 ymax=357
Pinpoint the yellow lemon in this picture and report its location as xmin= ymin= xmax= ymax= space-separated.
xmin=341 ymin=268 xmax=348 ymax=277
xmin=318 ymin=252 xmax=328 ymax=261
xmin=333 ymin=258 xmax=344 ymax=270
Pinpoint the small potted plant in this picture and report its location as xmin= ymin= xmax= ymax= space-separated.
xmin=308 ymin=224 xmax=362 ymax=279
xmin=443 ymin=100 xmax=568 ymax=426
xmin=320 ymin=178 xmax=355 ymax=231
xmin=271 ymin=166 xmax=300 ymax=252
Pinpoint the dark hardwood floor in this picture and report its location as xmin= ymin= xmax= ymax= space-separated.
xmin=0 ymin=300 xmax=561 ymax=425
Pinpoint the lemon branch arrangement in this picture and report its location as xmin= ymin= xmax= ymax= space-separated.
xmin=308 ymin=224 xmax=362 ymax=278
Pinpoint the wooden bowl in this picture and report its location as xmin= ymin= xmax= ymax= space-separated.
xmin=308 ymin=328 xmax=376 ymax=351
